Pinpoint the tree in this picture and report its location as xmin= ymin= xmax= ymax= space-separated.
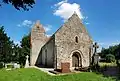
xmin=0 ymin=0 xmax=35 ymax=11
xmin=19 ymin=34 xmax=30 ymax=65
xmin=106 ymin=54 xmax=115 ymax=63
xmin=100 ymin=44 xmax=120 ymax=59
xmin=0 ymin=26 xmax=14 ymax=63
xmin=12 ymin=44 xmax=21 ymax=63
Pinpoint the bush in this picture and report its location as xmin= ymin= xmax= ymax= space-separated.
xmin=0 ymin=62 xmax=4 ymax=69
xmin=106 ymin=54 xmax=115 ymax=63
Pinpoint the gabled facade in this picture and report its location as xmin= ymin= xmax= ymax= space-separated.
xmin=30 ymin=12 xmax=93 ymax=70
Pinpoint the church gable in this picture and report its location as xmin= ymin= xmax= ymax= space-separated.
xmin=55 ymin=12 xmax=92 ymax=43
xmin=54 ymin=12 xmax=93 ymax=69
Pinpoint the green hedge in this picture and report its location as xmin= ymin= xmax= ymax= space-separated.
xmin=106 ymin=54 xmax=115 ymax=63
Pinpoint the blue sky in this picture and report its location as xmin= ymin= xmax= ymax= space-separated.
xmin=0 ymin=0 xmax=120 ymax=51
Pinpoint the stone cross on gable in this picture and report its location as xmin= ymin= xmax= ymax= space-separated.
xmin=93 ymin=42 xmax=99 ymax=55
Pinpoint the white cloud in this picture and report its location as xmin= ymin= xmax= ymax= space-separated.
xmin=17 ymin=20 xmax=33 ymax=27
xmin=54 ymin=0 xmax=68 ymax=6
xmin=22 ymin=20 xmax=32 ymax=26
xmin=43 ymin=24 xmax=52 ymax=32
xmin=17 ymin=24 xmax=21 ymax=27
xmin=53 ymin=0 xmax=84 ymax=21
xmin=85 ymin=22 xmax=90 ymax=25
xmin=98 ymin=42 xmax=119 ymax=48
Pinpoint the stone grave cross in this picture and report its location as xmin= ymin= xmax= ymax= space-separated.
xmin=25 ymin=55 xmax=29 ymax=68
xmin=93 ymin=42 xmax=99 ymax=55
xmin=93 ymin=42 xmax=99 ymax=65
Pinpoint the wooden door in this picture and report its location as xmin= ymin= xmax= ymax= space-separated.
xmin=72 ymin=54 xmax=79 ymax=67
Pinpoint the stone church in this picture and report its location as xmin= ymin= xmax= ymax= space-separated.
xmin=30 ymin=12 xmax=93 ymax=70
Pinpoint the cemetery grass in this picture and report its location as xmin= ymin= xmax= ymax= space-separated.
xmin=0 ymin=68 xmax=115 ymax=81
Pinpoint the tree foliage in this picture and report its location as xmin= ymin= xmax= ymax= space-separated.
xmin=105 ymin=54 xmax=115 ymax=63
xmin=20 ymin=34 xmax=30 ymax=65
xmin=0 ymin=0 xmax=35 ymax=11
xmin=0 ymin=26 xmax=14 ymax=63
xmin=100 ymin=44 xmax=120 ymax=62
xmin=12 ymin=44 xmax=21 ymax=63
xmin=0 ymin=26 xmax=31 ymax=66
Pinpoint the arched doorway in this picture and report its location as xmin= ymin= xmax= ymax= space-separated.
xmin=72 ymin=52 xmax=81 ymax=67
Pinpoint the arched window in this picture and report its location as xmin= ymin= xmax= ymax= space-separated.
xmin=75 ymin=36 xmax=78 ymax=43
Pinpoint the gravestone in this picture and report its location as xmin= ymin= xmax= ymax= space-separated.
xmin=13 ymin=63 xmax=17 ymax=69
xmin=61 ymin=62 xmax=70 ymax=73
xmin=17 ymin=64 xmax=20 ymax=68
xmin=13 ymin=63 xmax=20 ymax=69
xmin=5 ymin=63 xmax=13 ymax=70
xmin=25 ymin=55 xmax=29 ymax=68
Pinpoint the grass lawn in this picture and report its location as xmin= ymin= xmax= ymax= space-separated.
xmin=0 ymin=68 xmax=115 ymax=81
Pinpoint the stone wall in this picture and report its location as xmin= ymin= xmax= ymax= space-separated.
xmin=55 ymin=13 xmax=93 ymax=69
xmin=30 ymin=21 xmax=47 ymax=66
xmin=41 ymin=36 xmax=55 ymax=67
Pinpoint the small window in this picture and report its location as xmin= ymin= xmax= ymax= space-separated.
xmin=75 ymin=36 xmax=78 ymax=43
xmin=37 ymin=26 xmax=39 ymax=28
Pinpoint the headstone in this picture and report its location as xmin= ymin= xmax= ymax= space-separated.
xmin=25 ymin=55 xmax=29 ymax=68
xmin=17 ymin=64 xmax=20 ymax=68
xmin=5 ymin=63 xmax=13 ymax=70
xmin=13 ymin=63 xmax=18 ymax=69
xmin=13 ymin=63 xmax=20 ymax=69
xmin=61 ymin=62 xmax=70 ymax=73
